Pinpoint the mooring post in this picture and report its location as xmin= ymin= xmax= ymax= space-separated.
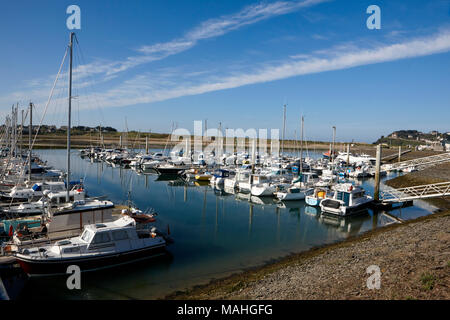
xmin=398 ymin=145 xmax=401 ymax=163
xmin=374 ymin=144 xmax=382 ymax=201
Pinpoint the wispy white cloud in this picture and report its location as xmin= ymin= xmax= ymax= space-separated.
xmin=67 ymin=29 xmax=450 ymax=110
xmin=0 ymin=0 xmax=328 ymax=109
xmin=106 ymin=0 xmax=329 ymax=76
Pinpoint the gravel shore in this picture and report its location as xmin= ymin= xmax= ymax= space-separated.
xmin=171 ymin=211 xmax=449 ymax=300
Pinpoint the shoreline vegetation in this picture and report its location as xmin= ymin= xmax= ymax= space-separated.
xmin=16 ymin=132 xmax=368 ymax=151
xmin=164 ymin=160 xmax=450 ymax=300
xmin=11 ymin=131 xmax=434 ymax=154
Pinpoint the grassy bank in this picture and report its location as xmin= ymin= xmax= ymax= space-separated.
xmin=16 ymin=132 xmax=376 ymax=151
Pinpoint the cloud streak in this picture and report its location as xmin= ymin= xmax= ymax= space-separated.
xmin=83 ymin=0 xmax=329 ymax=78
xmin=72 ymin=29 xmax=450 ymax=109
xmin=0 ymin=0 xmax=328 ymax=110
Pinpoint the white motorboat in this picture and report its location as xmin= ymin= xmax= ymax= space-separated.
xmin=43 ymin=189 xmax=115 ymax=234
xmin=0 ymin=181 xmax=68 ymax=202
xmin=305 ymin=187 xmax=331 ymax=206
xmin=251 ymin=182 xmax=277 ymax=197
xmin=15 ymin=215 xmax=166 ymax=276
xmin=319 ymin=183 xmax=373 ymax=216
xmin=275 ymin=185 xmax=309 ymax=201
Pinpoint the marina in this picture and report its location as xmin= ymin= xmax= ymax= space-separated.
xmin=0 ymin=145 xmax=442 ymax=299
xmin=1 ymin=1 xmax=449 ymax=304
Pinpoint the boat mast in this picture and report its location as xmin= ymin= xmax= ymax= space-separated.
xmin=67 ymin=32 xmax=74 ymax=202
xmin=281 ymin=104 xmax=286 ymax=156
xmin=28 ymin=102 xmax=32 ymax=182
xmin=300 ymin=115 xmax=304 ymax=174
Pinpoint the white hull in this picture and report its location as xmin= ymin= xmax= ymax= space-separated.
xmin=251 ymin=184 xmax=275 ymax=197
xmin=276 ymin=191 xmax=305 ymax=201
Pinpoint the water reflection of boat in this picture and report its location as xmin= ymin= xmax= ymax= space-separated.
xmin=155 ymin=174 xmax=181 ymax=182
xmin=250 ymin=196 xmax=276 ymax=206
xmin=194 ymin=180 xmax=210 ymax=187
xmin=276 ymin=200 xmax=303 ymax=209
xmin=213 ymin=187 xmax=232 ymax=197
xmin=167 ymin=179 xmax=188 ymax=187
xmin=135 ymin=168 xmax=159 ymax=175
xmin=319 ymin=210 xmax=371 ymax=237
xmin=235 ymin=192 xmax=251 ymax=202
xmin=223 ymin=186 xmax=236 ymax=195
xmin=304 ymin=205 xmax=320 ymax=216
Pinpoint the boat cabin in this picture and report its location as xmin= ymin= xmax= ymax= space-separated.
xmin=332 ymin=183 xmax=367 ymax=206
xmin=213 ymin=169 xmax=231 ymax=178
xmin=46 ymin=189 xmax=86 ymax=205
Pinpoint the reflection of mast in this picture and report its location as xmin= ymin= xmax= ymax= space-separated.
xmin=184 ymin=184 xmax=187 ymax=202
xmin=248 ymin=202 xmax=253 ymax=237
xmin=97 ymin=160 xmax=100 ymax=184
xmin=276 ymin=206 xmax=280 ymax=243
xmin=201 ymin=187 xmax=207 ymax=222
xmin=215 ymin=196 xmax=218 ymax=238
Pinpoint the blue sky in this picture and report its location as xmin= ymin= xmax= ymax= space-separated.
xmin=0 ymin=0 xmax=449 ymax=142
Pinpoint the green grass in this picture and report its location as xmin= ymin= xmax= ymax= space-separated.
xmin=420 ymin=273 xmax=436 ymax=291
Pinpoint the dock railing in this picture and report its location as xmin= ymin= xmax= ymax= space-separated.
xmin=382 ymin=152 xmax=450 ymax=171
xmin=380 ymin=181 xmax=450 ymax=203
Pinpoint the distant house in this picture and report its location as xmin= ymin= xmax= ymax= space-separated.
xmin=442 ymin=140 xmax=450 ymax=152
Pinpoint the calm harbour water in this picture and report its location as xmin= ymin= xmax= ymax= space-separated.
xmin=17 ymin=149 xmax=436 ymax=300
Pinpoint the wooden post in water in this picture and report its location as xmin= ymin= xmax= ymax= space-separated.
xmin=398 ymin=145 xmax=401 ymax=163
xmin=374 ymin=144 xmax=382 ymax=201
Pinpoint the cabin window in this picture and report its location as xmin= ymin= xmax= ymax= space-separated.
xmin=63 ymin=247 xmax=80 ymax=254
xmin=343 ymin=193 xmax=351 ymax=206
xmin=92 ymin=232 xmax=111 ymax=244
xmin=112 ymin=230 xmax=129 ymax=241
xmin=81 ymin=230 xmax=93 ymax=242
